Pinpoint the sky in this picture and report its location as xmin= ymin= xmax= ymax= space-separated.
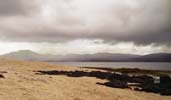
xmin=0 ymin=0 xmax=171 ymax=55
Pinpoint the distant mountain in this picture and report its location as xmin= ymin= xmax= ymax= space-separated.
xmin=0 ymin=50 xmax=45 ymax=61
xmin=0 ymin=50 xmax=171 ymax=62
xmin=68 ymin=53 xmax=140 ymax=62
xmin=132 ymin=53 xmax=171 ymax=62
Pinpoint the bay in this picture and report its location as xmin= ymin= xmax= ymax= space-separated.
xmin=48 ymin=62 xmax=171 ymax=71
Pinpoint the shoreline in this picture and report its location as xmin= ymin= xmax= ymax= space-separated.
xmin=47 ymin=61 xmax=171 ymax=71
xmin=0 ymin=59 xmax=171 ymax=100
xmin=82 ymin=67 xmax=171 ymax=76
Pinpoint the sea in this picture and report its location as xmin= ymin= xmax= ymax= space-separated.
xmin=48 ymin=62 xmax=171 ymax=71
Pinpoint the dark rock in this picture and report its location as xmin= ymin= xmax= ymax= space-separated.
xmin=0 ymin=71 xmax=7 ymax=73
xmin=0 ymin=74 xmax=4 ymax=78
xmin=103 ymin=80 xmax=128 ymax=88
xmin=160 ymin=75 xmax=171 ymax=89
xmin=89 ymin=71 xmax=108 ymax=79
xmin=132 ymin=75 xmax=154 ymax=84
xmin=138 ymin=75 xmax=171 ymax=95
xmin=141 ymin=84 xmax=161 ymax=93
xmin=108 ymin=73 xmax=131 ymax=82
xmin=35 ymin=70 xmax=171 ymax=95
xmin=160 ymin=75 xmax=171 ymax=84
xmin=159 ymin=75 xmax=171 ymax=95
xmin=67 ymin=71 xmax=85 ymax=77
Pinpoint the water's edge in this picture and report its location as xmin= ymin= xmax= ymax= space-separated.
xmin=48 ymin=62 xmax=171 ymax=71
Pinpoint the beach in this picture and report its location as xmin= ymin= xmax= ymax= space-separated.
xmin=0 ymin=59 xmax=171 ymax=100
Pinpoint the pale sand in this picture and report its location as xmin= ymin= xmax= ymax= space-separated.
xmin=0 ymin=59 xmax=170 ymax=100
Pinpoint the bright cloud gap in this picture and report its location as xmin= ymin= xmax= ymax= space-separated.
xmin=0 ymin=39 xmax=170 ymax=55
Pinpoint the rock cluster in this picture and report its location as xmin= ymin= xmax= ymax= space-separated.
xmin=36 ymin=70 xmax=171 ymax=95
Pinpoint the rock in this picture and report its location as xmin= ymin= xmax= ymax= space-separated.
xmin=89 ymin=71 xmax=109 ymax=79
xmin=68 ymin=71 xmax=85 ymax=77
xmin=0 ymin=74 xmax=4 ymax=78
xmin=132 ymin=75 xmax=154 ymax=84
xmin=103 ymin=80 xmax=128 ymax=88
xmin=159 ymin=75 xmax=171 ymax=95
xmin=108 ymin=73 xmax=131 ymax=82
xmin=141 ymin=84 xmax=162 ymax=93
xmin=0 ymin=71 xmax=7 ymax=73
xmin=138 ymin=75 xmax=171 ymax=95
xmin=160 ymin=75 xmax=171 ymax=84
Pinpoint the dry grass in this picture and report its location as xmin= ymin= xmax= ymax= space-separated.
xmin=0 ymin=59 xmax=170 ymax=100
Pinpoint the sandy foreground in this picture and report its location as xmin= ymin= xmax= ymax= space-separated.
xmin=0 ymin=59 xmax=170 ymax=100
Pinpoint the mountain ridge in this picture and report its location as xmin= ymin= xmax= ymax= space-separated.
xmin=0 ymin=50 xmax=171 ymax=62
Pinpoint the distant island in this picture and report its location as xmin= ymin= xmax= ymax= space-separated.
xmin=0 ymin=50 xmax=171 ymax=62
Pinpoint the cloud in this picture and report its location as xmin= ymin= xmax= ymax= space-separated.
xmin=0 ymin=0 xmax=170 ymax=45
xmin=0 ymin=0 xmax=39 ymax=16
xmin=1 ymin=40 xmax=170 ymax=55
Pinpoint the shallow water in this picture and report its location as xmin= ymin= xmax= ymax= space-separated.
xmin=48 ymin=62 xmax=171 ymax=71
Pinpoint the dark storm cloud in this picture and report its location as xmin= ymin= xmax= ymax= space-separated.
xmin=0 ymin=0 xmax=39 ymax=16
xmin=0 ymin=0 xmax=170 ymax=45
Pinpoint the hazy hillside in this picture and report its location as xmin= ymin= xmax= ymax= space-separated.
xmin=0 ymin=50 xmax=140 ymax=62
xmin=0 ymin=50 xmax=51 ymax=61
xmin=1 ymin=50 xmax=171 ymax=62
xmin=132 ymin=53 xmax=171 ymax=62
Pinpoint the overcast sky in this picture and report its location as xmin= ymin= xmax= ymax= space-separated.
xmin=0 ymin=0 xmax=171 ymax=55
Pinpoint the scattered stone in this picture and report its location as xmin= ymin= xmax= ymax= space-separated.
xmin=0 ymin=74 xmax=4 ymax=78
xmin=0 ymin=71 xmax=7 ymax=73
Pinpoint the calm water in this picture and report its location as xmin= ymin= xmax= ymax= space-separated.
xmin=48 ymin=62 xmax=171 ymax=71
